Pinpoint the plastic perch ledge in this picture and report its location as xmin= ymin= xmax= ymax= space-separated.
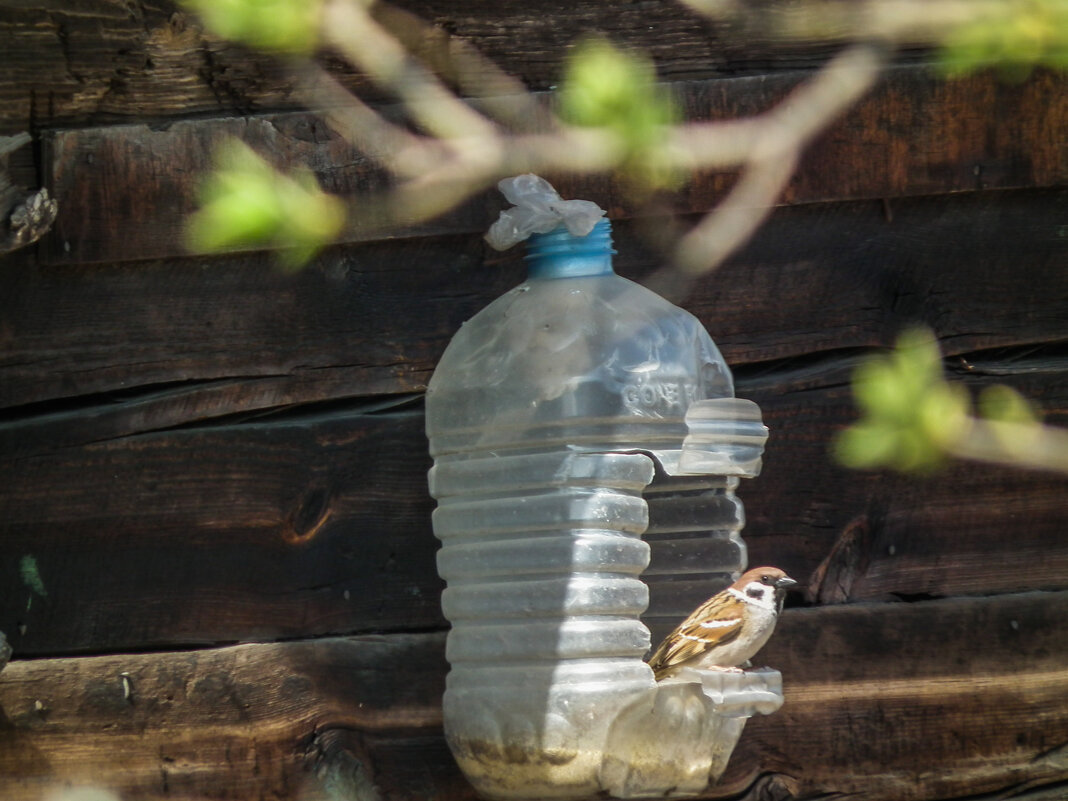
xmin=425 ymin=176 xmax=783 ymax=799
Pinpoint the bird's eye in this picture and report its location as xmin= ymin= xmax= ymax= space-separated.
xmin=761 ymin=574 xmax=771 ymax=584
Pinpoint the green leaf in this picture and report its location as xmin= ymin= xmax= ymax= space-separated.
xmin=853 ymin=359 xmax=912 ymax=421
xmin=833 ymin=422 xmax=901 ymax=469
xmin=839 ymin=325 xmax=1057 ymax=473
xmin=891 ymin=328 xmax=943 ymax=393
xmin=978 ymin=384 xmax=1041 ymax=424
xmin=938 ymin=0 xmax=1068 ymax=79
xmin=182 ymin=0 xmax=322 ymax=54
xmin=836 ymin=327 xmax=962 ymax=473
xmin=918 ymin=382 xmax=971 ymax=449
xmin=20 ymin=554 xmax=47 ymax=598
xmin=186 ymin=139 xmax=345 ymax=268
xmin=891 ymin=427 xmax=946 ymax=473
xmin=559 ymin=38 xmax=682 ymax=189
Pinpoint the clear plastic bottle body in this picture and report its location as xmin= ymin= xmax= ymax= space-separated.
xmin=426 ymin=221 xmax=769 ymax=798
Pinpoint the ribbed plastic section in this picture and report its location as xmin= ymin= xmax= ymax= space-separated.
xmin=678 ymin=398 xmax=769 ymax=475
xmin=641 ymin=473 xmax=747 ymax=640
xmin=431 ymin=451 xmax=655 ymax=669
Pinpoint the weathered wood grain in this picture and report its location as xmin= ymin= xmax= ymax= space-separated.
xmin=3 ymin=188 xmax=1065 ymax=656
xmin=738 ymin=354 xmax=1068 ymax=607
xmin=0 ymin=0 xmax=357 ymax=137
xmin=4 ymin=6 xmax=1065 ymax=801
xmin=4 ymin=189 xmax=1066 ymax=414
xmin=1 ymin=230 xmax=481 ymax=412
xmin=0 ymin=0 xmax=931 ymax=136
xmin=0 ymin=406 xmax=446 ymax=656
xmin=1 ymin=347 xmax=1064 ymax=656
xmin=637 ymin=341 xmax=1068 ymax=636
xmin=0 ymin=633 xmax=453 ymax=801
xmin=2 ymin=592 xmax=1066 ymax=801
xmin=715 ymin=591 xmax=1068 ymax=801
xmin=41 ymin=67 xmax=1068 ymax=265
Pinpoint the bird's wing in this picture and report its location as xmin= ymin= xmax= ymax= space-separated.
xmin=648 ymin=593 xmax=745 ymax=677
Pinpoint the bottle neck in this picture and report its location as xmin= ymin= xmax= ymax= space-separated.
xmin=525 ymin=219 xmax=616 ymax=279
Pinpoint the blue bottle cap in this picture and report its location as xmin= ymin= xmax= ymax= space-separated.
xmin=526 ymin=219 xmax=616 ymax=279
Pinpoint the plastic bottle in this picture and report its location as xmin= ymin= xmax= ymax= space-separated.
xmin=426 ymin=178 xmax=775 ymax=799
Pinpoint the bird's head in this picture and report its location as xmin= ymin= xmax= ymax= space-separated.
xmin=734 ymin=566 xmax=798 ymax=607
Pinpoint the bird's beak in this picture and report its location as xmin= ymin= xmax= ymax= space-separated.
xmin=775 ymin=576 xmax=798 ymax=590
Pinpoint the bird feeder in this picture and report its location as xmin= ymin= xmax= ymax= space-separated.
xmin=425 ymin=177 xmax=783 ymax=799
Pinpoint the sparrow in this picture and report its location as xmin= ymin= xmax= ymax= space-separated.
xmin=647 ymin=567 xmax=797 ymax=680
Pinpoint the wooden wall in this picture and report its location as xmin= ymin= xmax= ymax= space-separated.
xmin=1 ymin=2 xmax=1066 ymax=800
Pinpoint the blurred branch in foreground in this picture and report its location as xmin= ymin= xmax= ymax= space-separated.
xmin=692 ymin=0 xmax=1068 ymax=77
xmin=185 ymin=139 xmax=346 ymax=269
xmin=180 ymin=0 xmax=1062 ymax=274
xmin=668 ymin=42 xmax=882 ymax=278
xmin=835 ymin=329 xmax=1068 ymax=476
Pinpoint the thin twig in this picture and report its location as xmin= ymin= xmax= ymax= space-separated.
xmin=680 ymin=0 xmax=1012 ymax=46
xmin=295 ymin=64 xmax=444 ymax=179
xmin=669 ymin=42 xmax=886 ymax=280
xmin=755 ymin=42 xmax=887 ymax=149
xmin=305 ymin=3 xmax=887 ymax=267
xmin=949 ymin=418 xmax=1068 ymax=475
xmin=370 ymin=3 xmax=556 ymax=133
xmin=389 ymin=127 xmax=625 ymax=223
xmin=320 ymin=0 xmax=501 ymax=144
xmin=673 ymin=150 xmax=800 ymax=277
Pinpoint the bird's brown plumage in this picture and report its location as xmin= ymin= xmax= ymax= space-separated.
xmin=648 ymin=567 xmax=795 ymax=680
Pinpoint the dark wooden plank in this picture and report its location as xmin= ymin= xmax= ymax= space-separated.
xmin=0 ymin=633 xmax=453 ymax=801
xmin=713 ymin=591 xmax=1068 ymax=801
xmin=646 ymin=345 xmax=1068 ymax=633
xmin=41 ymin=67 xmax=1068 ymax=265
xmin=4 ymin=188 xmax=1066 ymax=414
xmin=0 ymin=232 xmax=484 ymax=412
xmin=0 ymin=0 xmax=932 ymax=136
xmin=1 ymin=345 xmax=1064 ymax=656
xmin=0 ymin=0 xmax=365 ymax=137
xmin=740 ymin=356 xmax=1068 ymax=609
xmin=0 ymin=407 xmax=446 ymax=656
xmin=387 ymin=0 xmax=856 ymax=83
xmin=3 ymin=188 xmax=1066 ymax=655
xmin=2 ymin=593 xmax=1066 ymax=800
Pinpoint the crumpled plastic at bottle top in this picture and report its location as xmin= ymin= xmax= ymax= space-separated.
xmin=485 ymin=174 xmax=606 ymax=250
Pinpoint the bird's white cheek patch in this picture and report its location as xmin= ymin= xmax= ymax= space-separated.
xmin=727 ymin=588 xmax=748 ymax=602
